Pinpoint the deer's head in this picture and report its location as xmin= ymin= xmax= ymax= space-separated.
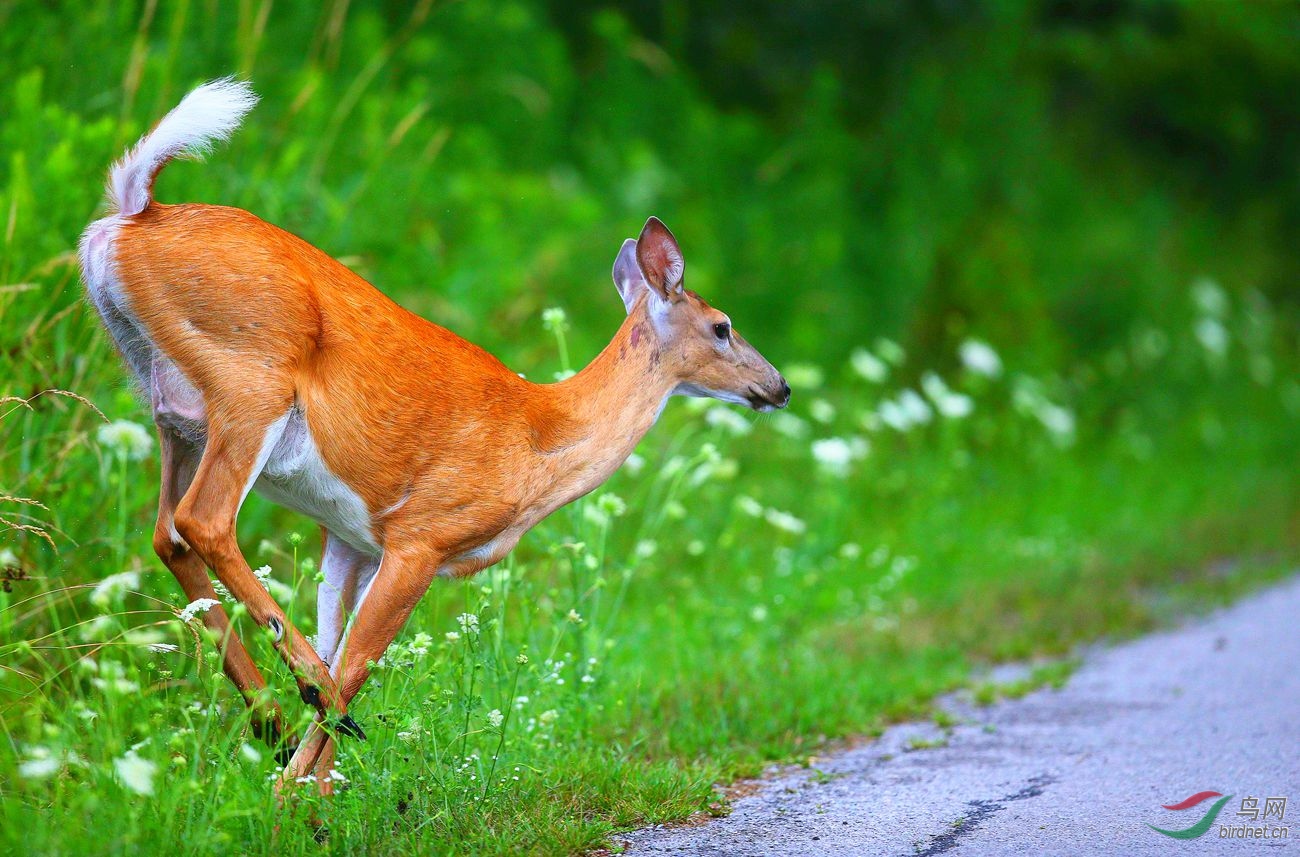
xmin=612 ymin=217 xmax=790 ymax=412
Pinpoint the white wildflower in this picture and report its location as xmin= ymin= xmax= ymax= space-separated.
xmin=922 ymin=373 xmax=973 ymax=419
xmin=19 ymin=755 xmax=61 ymax=780
xmin=445 ymin=630 xmax=461 ymax=643
xmin=959 ymin=339 xmax=1002 ymax=377
xmin=809 ymin=398 xmax=836 ymax=424
xmin=763 ymin=508 xmax=807 ymax=535
xmin=583 ymin=505 xmax=610 ymax=528
xmin=735 ymin=495 xmax=765 ymax=518
xmin=239 ymin=743 xmax=262 ymax=764
xmin=635 ymin=539 xmax=658 ymax=559
xmin=1191 ymin=277 xmax=1228 ymax=317
xmin=849 ymin=348 xmax=888 ymax=383
xmin=97 ymin=420 xmax=153 ymax=461
xmin=920 ymin=372 xmax=951 ymax=403
xmin=878 ymin=400 xmax=909 ymax=431
xmin=178 ymin=597 xmax=220 ymax=623
xmin=19 ymin=747 xmax=59 ymax=780
xmin=91 ymin=571 xmax=140 ymax=607
xmin=409 ymin=632 xmax=434 ymax=659
xmin=622 ymin=452 xmax=646 ymax=476
xmin=113 ymin=751 xmax=157 ymax=796
xmin=706 ymin=406 xmax=752 ymax=435
xmin=487 ymin=709 xmax=504 ymax=729
xmin=541 ymin=307 xmax=568 ymax=331
xmin=937 ymin=392 xmax=973 ymax=418
xmin=0 ymin=548 xmax=18 ymax=568
xmin=1194 ymin=318 xmax=1229 ymax=357
xmin=456 ymin=613 xmax=479 ymax=636
xmin=749 ymin=604 xmax=768 ymax=622
xmin=874 ymin=338 xmax=906 ymax=365
xmin=539 ymin=709 xmax=559 ymax=726
xmin=898 ymin=389 xmax=933 ymax=426
xmin=328 ymin=768 xmax=347 ymax=783
xmin=597 ymin=493 xmax=627 ymax=517
xmin=811 ymin=437 xmax=854 ymax=477
xmin=1036 ymin=404 xmax=1076 ymax=439
xmin=566 ymin=609 xmax=583 ymax=624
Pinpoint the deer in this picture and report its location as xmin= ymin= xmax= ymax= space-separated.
xmin=78 ymin=79 xmax=790 ymax=795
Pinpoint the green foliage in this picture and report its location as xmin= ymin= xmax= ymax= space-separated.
xmin=0 ymin=2 xmax=1298 ymax=855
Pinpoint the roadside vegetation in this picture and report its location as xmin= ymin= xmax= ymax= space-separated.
xmin=2 ymin=3 xmax=1297 ymax=854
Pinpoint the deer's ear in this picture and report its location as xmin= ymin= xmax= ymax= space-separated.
xmin=635 ymin=216 xmax=684 ymax=300
xmin=612 ymin=238 xmax=647 ymax=314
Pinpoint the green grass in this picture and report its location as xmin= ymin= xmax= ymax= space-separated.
xmin=2 ymin=3 xmax=1299 ymax=855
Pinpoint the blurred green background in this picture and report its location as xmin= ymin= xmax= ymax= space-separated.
xmin=7 ymin=0 xmax=1299 ymax=372
xmin=2 ymin=2 xmax=1299 ymax=854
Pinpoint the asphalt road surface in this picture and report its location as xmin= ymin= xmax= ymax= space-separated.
xmin=624 ymin=576 xmax=1300 ymax=855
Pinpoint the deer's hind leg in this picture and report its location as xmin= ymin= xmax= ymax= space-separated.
xmin=171 ymin=391 xmax=355 ymax=734
xmin=151 ymin=359 xmax=295 ymax=755
xmin=153 ymin=426 xmax=295 ymax=753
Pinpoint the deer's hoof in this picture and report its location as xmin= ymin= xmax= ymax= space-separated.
xmin=336 ymin=713 xmax=366 ymax=741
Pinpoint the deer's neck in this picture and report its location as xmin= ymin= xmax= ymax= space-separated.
xmin=535 ymin=306 xmax=676 ymax=509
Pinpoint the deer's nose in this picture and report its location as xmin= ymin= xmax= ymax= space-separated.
xmin=777 ymin=377 xmax=791 ymax=407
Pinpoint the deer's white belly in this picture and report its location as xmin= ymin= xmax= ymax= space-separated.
xmin=255 ymin=409 xmax=381 ymax=556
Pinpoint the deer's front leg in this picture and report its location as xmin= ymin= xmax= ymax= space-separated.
xmin=279 ymin=545 xmax=442 ymax=790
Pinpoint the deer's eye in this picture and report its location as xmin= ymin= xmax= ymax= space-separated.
xmin=713 ymin=322 xmax=731 ymax=341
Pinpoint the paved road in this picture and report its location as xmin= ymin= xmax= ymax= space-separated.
xmin=624 ymin=576 xmax=1300 ymax=855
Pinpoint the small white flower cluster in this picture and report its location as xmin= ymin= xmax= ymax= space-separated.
xmin=383 ymin=631 xmax=436 ymax=669
xmin=733 ymin=495 xmax=805 ymax=535
xmin=1012 ymin=377 xmax=1076 ymax=445
xmin=763 ymin=508 xmax=807 ymax=536
xmin=959 ymin=339 xmax=1003 ymax=378
xmin=17 ymin=745 xmax=85 ymax=781
xmin=583 ymin=492 xmax=628 ymax=527
xmin=1191 ymin=277 xmax=1230 ymax=359
xmin=921 ymin=373 xmax=973 ymax=419
xmin=622 ymin=452 xmax=646 ymax=476
xmin=114 ymin=750 xmax=158 ymax=796
xmin=177 ymin=597 xmax=220 ymax=623
xmin=90 ymin=571 xmax=140 ymax=608
xmin=90 ymin=659 xmax=140 ymax=695
xmin=540 ymin=307 xmax=568 ymax=332
xmin=877 ymin=389 xmax=933 ymax=432
xmin=850 ymin=347 xmax=889 ymax=383
xmin=97 ymin=420 xmax=153 ymax=461
xmin=810 ymin=436 xmax=870 ymax=477
xmin=456 ymin=613 xmax=479 ymax=637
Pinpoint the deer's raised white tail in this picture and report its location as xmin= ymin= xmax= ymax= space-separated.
xmin=79 ymin=79 xmax=790 ymax=798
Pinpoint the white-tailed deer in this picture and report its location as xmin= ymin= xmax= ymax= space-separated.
xmin=79 ymin=80 xmax=789 ymax=793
